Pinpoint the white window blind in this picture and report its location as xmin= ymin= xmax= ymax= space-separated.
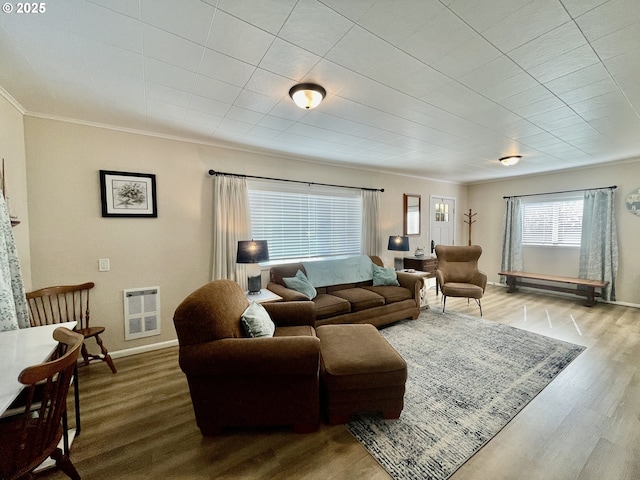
xmin=521 ymin=197 xmax=583 ymax=247
xmin=248 ymin=180 xmax=362 ymax=262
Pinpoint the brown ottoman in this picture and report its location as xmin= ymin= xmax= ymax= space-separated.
xmin=316 ymin=324 xmax=407 ymax=424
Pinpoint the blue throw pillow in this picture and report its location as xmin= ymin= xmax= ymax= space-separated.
xmin=241 ymin=301 xmax=276 ymax=338
xmin=372 ymin=264 xmax=400 ymax=286
xmin=283 ymin=270 xmax=317 ymax=299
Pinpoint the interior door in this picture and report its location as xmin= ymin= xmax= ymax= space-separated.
xmin=430 ymin=196 xmax=456 ymax=251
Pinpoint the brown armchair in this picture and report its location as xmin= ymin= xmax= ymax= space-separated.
xmin=173 ymin=279 xmax=321 ymax=435
xmin=435 ymin=245 xmax=487 ymax=316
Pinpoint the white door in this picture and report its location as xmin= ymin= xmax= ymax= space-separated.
xmin=430 ymin=196 xmax=456 ymax=252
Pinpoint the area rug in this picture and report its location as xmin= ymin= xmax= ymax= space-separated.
xmin=347 ymin=310 xmax=585 ymax=480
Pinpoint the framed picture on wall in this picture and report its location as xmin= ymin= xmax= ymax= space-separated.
xmin=100 ymin=170 xmax=157 ymax=218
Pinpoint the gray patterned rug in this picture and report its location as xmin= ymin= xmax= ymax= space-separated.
xmin=347 ymin=310 xmax=585 ymax=480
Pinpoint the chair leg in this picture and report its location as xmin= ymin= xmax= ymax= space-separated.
xmin=93 ymin=334 xmax=117 ymax=373
xmin=51 ymin=447 xmax=81 ymax=480
xmin=442 ymin=295 xmax=447 ymax=313
xmin=475 ymin=298 xmax=482 ymax=316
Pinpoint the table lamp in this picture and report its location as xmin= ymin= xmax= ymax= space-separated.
xmin=236 ymin=240 xmax=269 ymax=294
xmin=388 ymin=235 xmax=409 ymax=270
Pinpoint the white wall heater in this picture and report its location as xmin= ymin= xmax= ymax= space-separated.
xmin=124 ymin=287 xmax=161 ymax=340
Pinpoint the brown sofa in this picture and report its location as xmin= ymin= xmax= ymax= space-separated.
xmin=173 ymin=279 xmax=321 ymax=435
xmin=267 ymin=255 xmax=422 ymax=327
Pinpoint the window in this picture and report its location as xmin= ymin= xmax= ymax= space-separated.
xmin=521 ymin=197 xmax=583 ymax=247
xmin=248 ymin=180 xmax=362 ymax=262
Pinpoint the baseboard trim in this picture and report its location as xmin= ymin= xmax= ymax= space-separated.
xmin=488 ymin=281 xmax=640 ymax=309
xmin=110 ymin=339 xmax=179 ymax=359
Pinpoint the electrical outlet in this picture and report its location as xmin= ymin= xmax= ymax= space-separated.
xmin=99 ymin=258 xmax=110 ymax=272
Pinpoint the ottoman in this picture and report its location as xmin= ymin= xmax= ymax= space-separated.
xmin=316 ymin=324 xmax=407 ymax=424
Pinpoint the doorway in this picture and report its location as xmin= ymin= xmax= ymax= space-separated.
xmin=430 ymin=195 xmax=456 ymax=252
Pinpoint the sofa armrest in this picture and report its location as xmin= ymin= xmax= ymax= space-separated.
xmin=179 ymin=336 xmax=321 ymax=376
xmin=396 ymin=271 xmax=424 ymax=299
xmin=267 ymin=282 xmax=309 ymax=301
xmin=263 ymin=301 xmax=316 ymax=327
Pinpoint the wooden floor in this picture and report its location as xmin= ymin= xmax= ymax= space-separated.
xmin=40 ymin=285 xmax=640 ymax=480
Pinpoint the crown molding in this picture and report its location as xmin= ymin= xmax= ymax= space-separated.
xmin=0 ymin=86 xmax=26 ymax=115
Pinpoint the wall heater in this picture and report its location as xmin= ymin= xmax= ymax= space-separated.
xmin=124 ymin=287 xmax=161 ymax=340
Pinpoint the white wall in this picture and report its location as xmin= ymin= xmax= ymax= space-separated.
xmin=24 ymin=116 xmax=466 ymax=352
xmin=468 ymin=160 xmax=640 ymax=305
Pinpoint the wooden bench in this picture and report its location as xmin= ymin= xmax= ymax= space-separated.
xmin=498 ymin=271 xmax=609 ymax=307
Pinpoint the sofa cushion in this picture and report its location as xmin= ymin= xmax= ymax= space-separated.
xmin=330 ymin=288 xmax=385 ymax=312
xmin=363 ymin=285 xmax=412 ymax=304
xmin=241 ymin=301 xmax=276 ymax=338
xmin=313 ymin=294 xmax=351 ymax=319
xmin=283 ymin=270 xmax=317 ymax=300
xmin=372 ymin=264 xmax=400 ymax=286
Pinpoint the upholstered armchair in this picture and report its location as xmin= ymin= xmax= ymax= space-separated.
xmin=173 ymin=279 xmax=321 ymax=435
xmin=435 ymin=245 xmax=487 ymax=316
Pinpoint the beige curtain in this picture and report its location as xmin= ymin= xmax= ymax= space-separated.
xmin=211 ymin=175 xmax=251 ymax=290
xmin=361 ymin=190 xmax=381 ymax=256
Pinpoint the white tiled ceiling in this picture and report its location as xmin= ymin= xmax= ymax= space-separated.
xmin=1 ymin=0 xmax=639 ymax=183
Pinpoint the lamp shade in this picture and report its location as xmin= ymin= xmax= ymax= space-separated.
xmin=289 ymin=83 xmax=326 ymax=109
xmin=236 ymin=240 xmax=269 ymax=263
xmin=387 ymin=235 xmax=410 ymax=251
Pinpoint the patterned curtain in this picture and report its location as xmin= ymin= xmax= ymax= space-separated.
xmin=0 ymin=190 xmax=29 ymax=331
xmin=500 ymin=197 xmax=523 ymax=282
xmin=211 ymin=175 xmax=251 ymax=290
xmin=578 ymin=189 xmax=618 ymax=301
xmin=361 ymin=190 xmax=381 ymax=256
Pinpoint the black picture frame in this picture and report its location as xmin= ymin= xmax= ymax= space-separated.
xmin=100 ymin=170 xmax=157 ymax=218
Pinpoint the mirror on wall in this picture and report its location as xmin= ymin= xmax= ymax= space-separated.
xmin=403 ymin=194 xmax=421 ymax=236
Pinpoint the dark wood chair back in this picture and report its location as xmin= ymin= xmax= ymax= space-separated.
xmin=27 ymin=282 xmax=95 ymax=330
xmin=26 ymin=282 xmax=116 ymax=373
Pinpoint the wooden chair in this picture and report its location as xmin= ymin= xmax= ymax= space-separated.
xmin=27 ymin=282 xmax=117 ymax=374
xmin=0 ymin=327 xmax=83 ymax=480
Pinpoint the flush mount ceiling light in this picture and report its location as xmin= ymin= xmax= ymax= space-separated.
xmin=289 ymin=83 xmax=326 ymax=110
xmin=499 ymin=155 xmax=522 ymax=166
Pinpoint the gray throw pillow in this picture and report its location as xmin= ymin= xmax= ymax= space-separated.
xmin=283 ymin=269 xmax=317 ymax=299
xmin=241 ymin=301 xmax=276 ymax=338
xmin=372 ymin=264 xmax=400 ymax=286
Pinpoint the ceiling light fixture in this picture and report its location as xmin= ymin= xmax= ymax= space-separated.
xmin=289 ymin=83 xmax=326 ymax=110
xmin=499 ymin=155 xmax=522 ymax=166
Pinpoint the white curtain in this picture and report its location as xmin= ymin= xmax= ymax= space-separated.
xmin=0 ymin=191 xmax=29 ymax=331
xmin=578 ymin=189 xmax=618 ymax=301
xmin=211 ymin=175 xmax=251 ymax=290
xmin=500 ymin=197 xmax=523 ymax=282
xmin=361 ymin=190 xmax=381 ymax=256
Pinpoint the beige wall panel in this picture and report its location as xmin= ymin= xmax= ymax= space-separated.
xmin=0 ymin=94 xmax=31 ymax=289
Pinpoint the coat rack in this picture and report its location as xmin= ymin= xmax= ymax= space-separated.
xmin=463 ymin=209 xmax=476 ymax=246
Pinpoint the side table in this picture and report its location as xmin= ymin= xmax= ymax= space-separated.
xmin=245 ymin=289 xmax=283 ymax=304
xmin=400 ymin=270 xmax=431 ymax=309
xmin=403 ymin=256 xmax=439 ymax=296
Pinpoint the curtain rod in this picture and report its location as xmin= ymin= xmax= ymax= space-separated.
xmin=208 ymin=169 xmax=384 ymax=192
xmin=503 ymin=185 xmax=617 ymax=199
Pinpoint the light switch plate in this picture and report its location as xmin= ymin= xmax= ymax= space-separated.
xmin=99 ymin=258 xmax=110 ymax=272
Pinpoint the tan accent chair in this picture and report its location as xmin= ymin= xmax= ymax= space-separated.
xmin=435 ymin=245 xmax=487 ymax=316
xmin=173 ymin=279 xmax=321 ymax=435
